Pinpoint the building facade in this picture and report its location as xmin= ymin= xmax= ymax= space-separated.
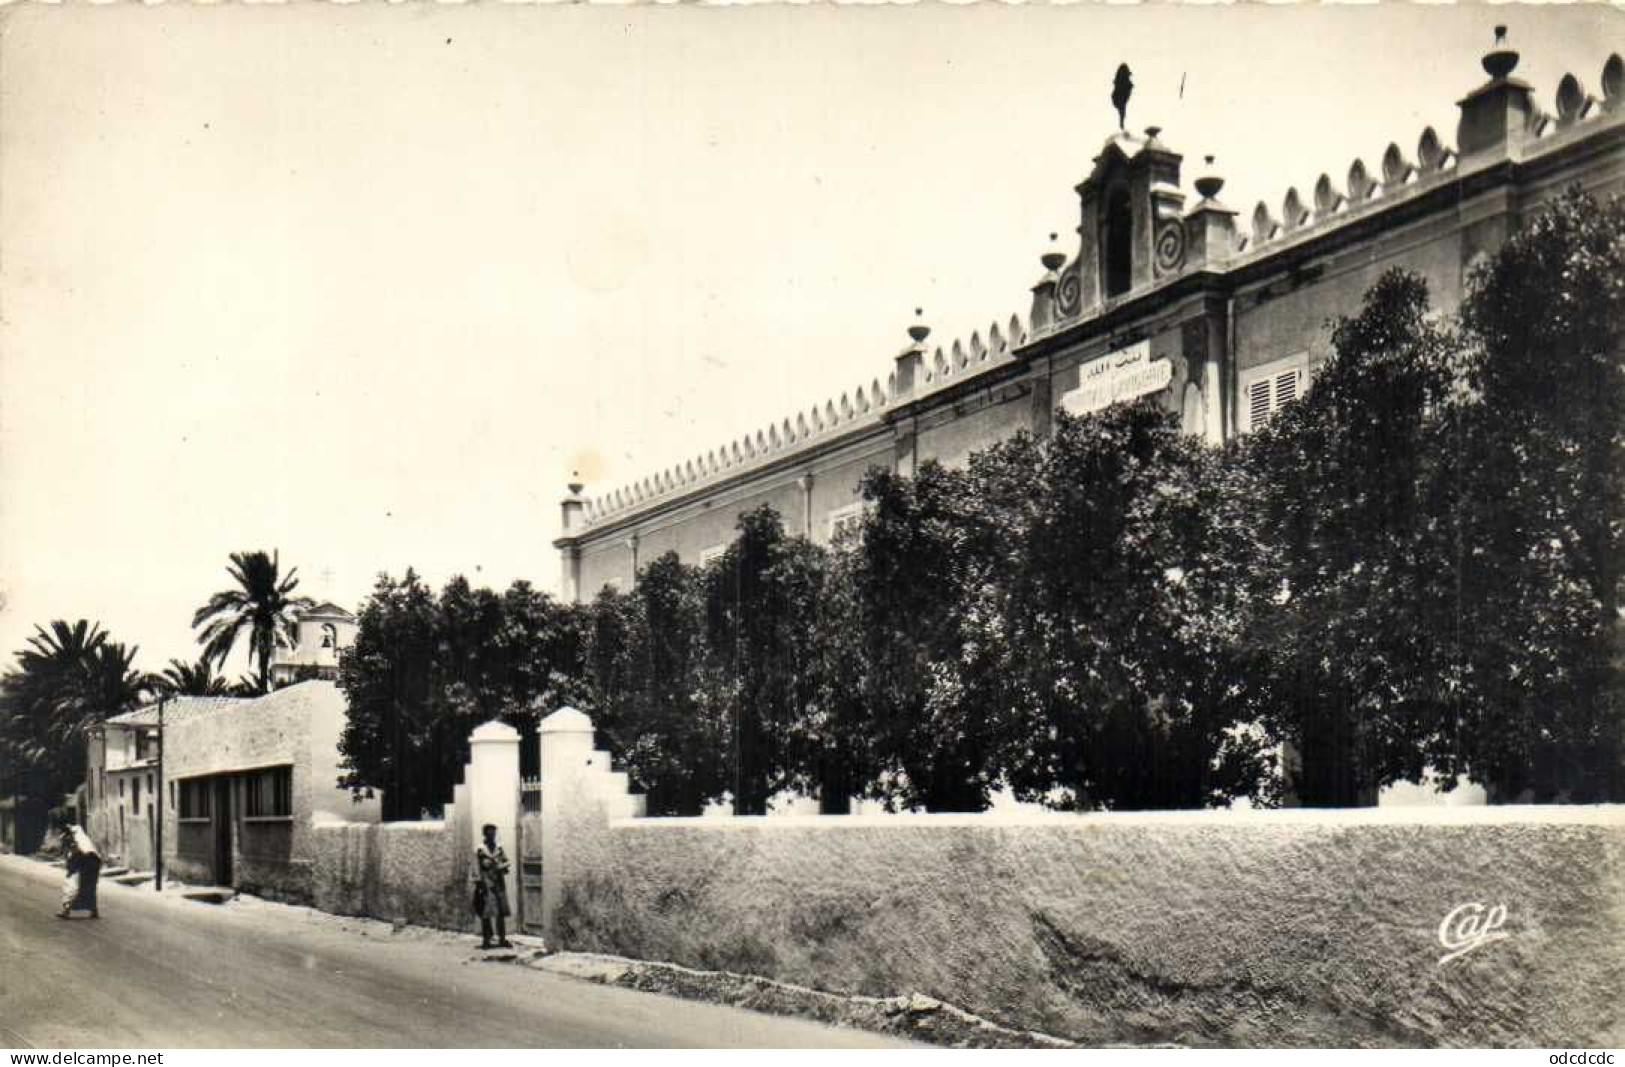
xmin=85 ymin=695 xmax=241 ymax=872
xmin=553 ymin=36 xmax=1625 ymax=600
xmin=84 ymin=681 xmax=381 ymax=896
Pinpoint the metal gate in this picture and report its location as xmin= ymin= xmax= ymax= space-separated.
xmin=517 ymin=776 xmax=543 ymax=934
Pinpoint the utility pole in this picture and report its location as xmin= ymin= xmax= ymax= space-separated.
xmin=154 ymin=696 xmax=166 ymax=893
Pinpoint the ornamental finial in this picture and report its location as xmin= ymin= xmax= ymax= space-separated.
xmin=906 ymin=308 xmax=930 ymax=345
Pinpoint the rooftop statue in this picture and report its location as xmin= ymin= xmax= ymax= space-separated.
xmin=1112 ymin=63 xmax=1134 ymax=131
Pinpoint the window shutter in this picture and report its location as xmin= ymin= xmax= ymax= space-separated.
xmin=1248 ymin=380 xmax=1272 ymax=430
xmin=1274 ymin=370 xmax=1298 ymax=408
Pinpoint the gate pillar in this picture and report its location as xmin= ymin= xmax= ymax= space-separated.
xmin=538 ymin=706 xmax=595 ymax=943
xmin=467 ymin=720 xmax=521 ymax=919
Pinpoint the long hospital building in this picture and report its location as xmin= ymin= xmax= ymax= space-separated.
xmin=554 ymin=34 xmax=1625 ymax=602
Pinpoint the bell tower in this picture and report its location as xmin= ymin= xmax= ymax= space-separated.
xmin=1062 ymin=128 xmax=1185 ymax=320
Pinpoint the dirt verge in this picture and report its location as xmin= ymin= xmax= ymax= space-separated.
xmin=517 ymin=951 xmax=1083 ymax=1049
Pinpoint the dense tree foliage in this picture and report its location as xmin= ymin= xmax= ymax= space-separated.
xmin=585 ymin=554 xmax=729 ymax=816
xmin=996 ymin=406 xmax=1277 ymax=810
xmin=336 ymin=571 xmax=590 ymax=819
xmin=1232 ymin=189 xmax=1624 ymax=803
xmin=1243 ymin=271 xmax=1462 ymax=805
xmin=787 ymin=538 xmax=879 ymax=813
xmin=333 ymin=191 xmax=1621 ymax=813
xmin=846 ymin=461 xmax=1018 ymax=811
xmin=704 ymin=507 xmax=828 ymax=815
xmin=1439 ymin=189 xmax=1625 ymax=800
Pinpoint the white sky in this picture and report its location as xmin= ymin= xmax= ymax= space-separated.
xmin=1 ymin=3 xmax=1618 ymax=679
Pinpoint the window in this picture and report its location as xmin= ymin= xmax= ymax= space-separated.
xmin=243 ymin=766 xmax=293 ymax=819
xmin=320 ymin=623 xmax=337 ymax=650
xmin=1103 ymin=186 xmax=1133 ymax=298
xmin=698 ymin=544 xmax=728 ymax=567
xmin=1240 ymin=353 xmax=1310 ymax=433
xmin=131 ymin=776 xmax=141 ymax=815
xmin=826 ymin=501 xmax=870 ymax=544
xmin=178 ymin=778 xmax=212 ymax=820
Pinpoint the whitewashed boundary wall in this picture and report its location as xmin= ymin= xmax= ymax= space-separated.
xmin=537 ymin=708 xmax=1624 ymax=1048
xmin=308 ymin=720 xmax=520 ymax=932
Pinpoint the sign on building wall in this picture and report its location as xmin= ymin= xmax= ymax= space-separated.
xmin=1059 ymin=340 xmax=1173 ymax=417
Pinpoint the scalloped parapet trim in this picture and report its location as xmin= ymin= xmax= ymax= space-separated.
xmin=1234 ymin=53 xmax=1620 ymax=256
xmin=574 ymin=52 xmax=1623 ymax=533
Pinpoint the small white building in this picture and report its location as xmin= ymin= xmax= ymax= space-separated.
xmin=269 ymin=601 xmax=358 ymax=687
xmin=84 ymin=696 xmax=244 ymax=871
xmin=84 ymin=682 xmax=382 ymax=893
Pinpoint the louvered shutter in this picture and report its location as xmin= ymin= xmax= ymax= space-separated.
xmin=1274 ymin=369 xmax=1298 ymax=408
xmin=1247 ymin=379 xmax=1272 ymax=431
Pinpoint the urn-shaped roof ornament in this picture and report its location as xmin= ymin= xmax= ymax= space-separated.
xmin=1040 ymin=233 xmax=1067 ymax=272
xmin=906 ymin=308 xmax=931 ymax=345
xmin=1194 ymin=155 xmax=1225 ymax=201
xmin=1483 ymin=25 xmax=1520 ymax=80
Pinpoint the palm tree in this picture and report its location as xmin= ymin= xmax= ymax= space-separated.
xmin=18 ymin=620 xmax=108 ymax=689
xmin=11 ymin=621 xmax=114 ymax=749
xmin=152 ymin=656 xmax=234 ymax=698
xmin=0 ymin=620 xmax=150 ymax=803
xmin=53 ymin=642 xmax=150 ymax=747
xmin=192 ymin=550 xmax=314 ymax=696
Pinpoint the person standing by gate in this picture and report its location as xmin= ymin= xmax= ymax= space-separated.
xmin=473 ymin=823 xmax=512 ymax=950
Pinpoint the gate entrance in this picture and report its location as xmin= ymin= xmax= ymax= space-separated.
xmin=517 ymin=775 xmax=543 ymax=935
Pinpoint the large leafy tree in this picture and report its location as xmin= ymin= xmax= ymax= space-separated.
xmin=993 ymin=406 xmax=1274 ymax=810
xmin=788 ymin=539 xmax=880 ymax=814
xmin=849 ymin=462 xmax=1014 ymax=812
xmin=192 ymin=550 xmax=315 ymax=695
xmin=435 ymin=576 xmax=594 ymax=774
xmin=1439 ymin=188 xmax=1625 ymax=801
xmin=337 ymin=571 xmax=439 ymax=820
xmin=336 ymin=571 xmax=591 ymax=820
xmin=587 ymin=554 xmax=730 ymax=816
xmin=1243 ymin=270 xmax=1460 ymax=805
xmin=705 ymin=506 xmax=827 ymax=815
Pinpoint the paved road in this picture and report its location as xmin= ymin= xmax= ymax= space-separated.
xmin=0 ymin=855 xmax=911 ymax=1048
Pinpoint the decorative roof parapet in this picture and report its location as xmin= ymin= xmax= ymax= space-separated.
xmin=569 ymin=38 xmax=1624 ymax=535
xmin=916 ymin=312 xmax=1028 ymax=396
xmin=1232 ymin=42 xmax=1620 ymax=259
xmin=576 ymin=301 xmax=1032 ymax=532
xmin=578 ymin=369 xmax=896 ymax=529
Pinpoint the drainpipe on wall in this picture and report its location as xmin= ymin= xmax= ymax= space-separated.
xmin=1225 ymin=294 xmax=1238 ymax=440
xmin=797 ymin=473 xmax=814 ymax=538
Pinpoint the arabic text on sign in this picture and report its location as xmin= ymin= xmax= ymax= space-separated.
xmin=1059 ymin=341 xmax=1173 ymax=416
